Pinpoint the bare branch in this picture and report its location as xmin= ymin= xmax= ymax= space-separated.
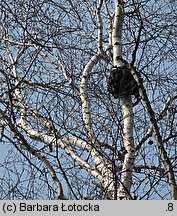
xmin=130 ymin=66 xmax=177 ymax=200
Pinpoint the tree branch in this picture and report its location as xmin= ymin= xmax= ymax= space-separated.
xmin=130 ymin=66 xmax=177 ymax=200
xmin=131 ymin=7 xmax=143 ymax=66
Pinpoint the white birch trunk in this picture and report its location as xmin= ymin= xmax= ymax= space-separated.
xmin=112 ymin=0 xmax=135 ymax=199
xmin=117 ymin=95 xmax=134 ymax=199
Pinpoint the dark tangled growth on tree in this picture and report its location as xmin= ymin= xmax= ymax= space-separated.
xmin=108 ymin=65 xmax=140 ymax=101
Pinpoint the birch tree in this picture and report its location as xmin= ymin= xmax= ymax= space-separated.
xmin=0 ymin=0 xmax=176 ymax=199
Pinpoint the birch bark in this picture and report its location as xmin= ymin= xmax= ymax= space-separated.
xmin=112 ymin=0 xmax=135 ymax=199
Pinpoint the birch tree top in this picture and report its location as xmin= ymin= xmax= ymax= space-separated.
xmin=0 ymin=0 xmax=176 ymax=199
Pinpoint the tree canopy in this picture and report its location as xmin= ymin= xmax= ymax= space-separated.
xmin=0 ymin=0 xmax=176 ymax=199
